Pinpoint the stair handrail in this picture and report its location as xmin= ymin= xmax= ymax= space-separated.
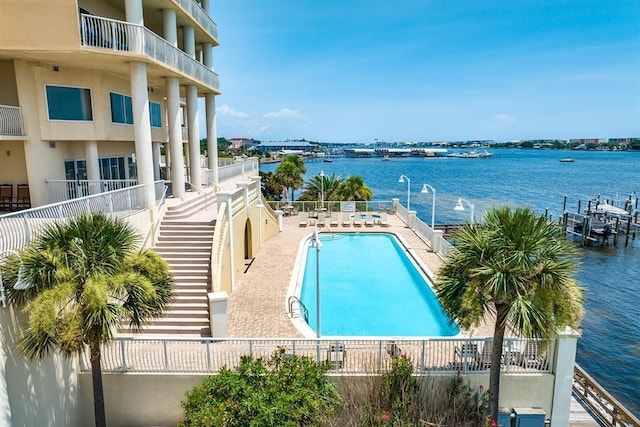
xmin=287 ymin=296 xmax=309 ymax=323
xmin=185 ymin=180 xmax=216 ymax=210
xmin=573 ymin=363 xmax=640 ymax=426
xmin=210 ymin=201 xmax=228 ymax=293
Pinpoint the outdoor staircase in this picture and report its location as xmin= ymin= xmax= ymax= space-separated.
xmin=121 ymin=193 xmax=216 ymax=336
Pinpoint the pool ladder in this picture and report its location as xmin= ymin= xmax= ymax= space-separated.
xmin=287 ymin=296 xmax=309 ymax=323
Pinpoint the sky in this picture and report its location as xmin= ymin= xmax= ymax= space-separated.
xmin=206 ymin=0 xmax=640 ymax=143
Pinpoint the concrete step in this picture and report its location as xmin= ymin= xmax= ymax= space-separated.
xmin=120 ymin=324 xmax=210 ymax=336
xmin=163 ymin=309 xmax=209 ymax=317
xmin=157 ymin=233 xmax=214 ymax=240
xmin=172 ymin=276 xmax=210 ymax=284
xmin=156 ymin=241 xmax=212 ymax=248
xmin=173 ymin=293 xmax=208 ymax=304
xmin=145 ymin=317 xmax=210 ymax=327
xmin=170 ymin=302 xmax=209 ymax=311
xmin=159 ymin=222 xmax=215 ymax=231
xmin=171 ymin=282 xmax=208 ymax=289
xmin=170 ymin=269 xmax=211 ymax=277
xmin=153 ymin=250 xmax=211 ymax=258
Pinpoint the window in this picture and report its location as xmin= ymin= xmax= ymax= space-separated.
xmin=110 ymin=92 xmax=133 ymax=125
xmin=46 ymin=85 xmax=93 ymax=121
xmin=149 ymin=101 xmax=161 ymax=128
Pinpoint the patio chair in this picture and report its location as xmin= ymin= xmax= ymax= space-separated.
xmin=342 ymin=212 xmax=352 ymax=227
xmin=379 ymin=212 xmax=389 ymax=227
xmin=353 ymin=214 xmax=362 ymax=227
xmin=477 ymin=339 xmax=493 ymax=370
xmin=317 ymin=212 xmax=326 ymax=227
xmin=364 ymin=213 xmax=374 ymax=227
xmin=453 ymin=343 xmax=479 ymax=371
xmin=0 ymin=184 xmax=12 ymax=211
xmin=385 ymin=341 xmax=402 ymax=358
xmin=330 ymin=212 xmax=339 ymax=227
xmin=298 ymin=212 xmax=308 ymax=227
xmin=327 ymin=344 xmax=346 ymax=369
xmin=14 ymin=184 xmax=30 ymax=210
xmin=520 ymin=341 xmax=545 ymax=369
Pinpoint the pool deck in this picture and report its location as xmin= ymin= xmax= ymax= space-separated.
xmin=228 ymin=213 xmax=493 ymax=338
xmin=226 ymin=212 xmax=600 ymax=426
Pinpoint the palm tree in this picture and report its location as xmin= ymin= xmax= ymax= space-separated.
xmin=301 ymin=172 xmax=342 ymax=202
xmin=436 ymin=206 xmax=583 ymax=422
xmin=337 ymin=175 xmax=373 ymax=201
xmin=274 ymin=155 xmax=306 ymax=202
xmin=4 ymin=213 xmax=173 ymax=427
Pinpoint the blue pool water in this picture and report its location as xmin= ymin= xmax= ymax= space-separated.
xmin=299 ymin=233 xmax=459 ymax=336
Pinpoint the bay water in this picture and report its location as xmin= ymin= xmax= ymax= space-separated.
xmin=260 ymin=149 xmax=640 ymax=415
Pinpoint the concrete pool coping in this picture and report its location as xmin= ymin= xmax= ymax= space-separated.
xmin=227 ymin=213 xmax=495 ymax=338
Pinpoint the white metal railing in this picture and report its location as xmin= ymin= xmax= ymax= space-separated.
xmin=267 ymin=200 xmax=394 ymax=214
xmin=0 ymin=185 xmax=147 ymax=253
xmin=175 ymin=0 xmax=218 ymax=41
xmin=154 ymin=180 xmax=167 ymax=207
xmin=81 ymin=336 xmax=554 ymax=375
xmin=47 ymin=179 xmax=139 ymax=204
xmin=0 ymin=105 xmax=24 ymax=136
xmin=218 ymin=158 xmax=235 ymax=167
xmin=80 ymin=14 xmax=219 ymax=91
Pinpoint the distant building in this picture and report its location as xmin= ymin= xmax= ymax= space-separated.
xmin=254 ymin=140 xmax=317 ymax=154
xmin=228 ymin=138 xmax=255 ymax=150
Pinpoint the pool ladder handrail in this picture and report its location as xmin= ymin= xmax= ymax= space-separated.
xmin=287 ymin=296 xmax=309 ymax=323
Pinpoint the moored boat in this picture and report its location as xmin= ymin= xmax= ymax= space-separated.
xmin=560 ymin=158 xmax=575 ymax=163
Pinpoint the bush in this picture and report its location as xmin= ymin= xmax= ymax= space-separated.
xmin=178 ymin=348 xmax=340 ymax=427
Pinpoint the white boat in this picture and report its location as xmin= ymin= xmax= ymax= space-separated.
xmin=560 ymin=158 xmax=575 ymax=163
xmin=382 ymin=155 xmax=390 ymax=161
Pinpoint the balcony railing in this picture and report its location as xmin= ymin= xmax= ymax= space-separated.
xmin=0 ymin=185 xmax=147 ymax=253
xmin=0 ymin=105 xmax=25 ymax=136
xmin=47 ymin=179 xmax=139 ymax=204
xmin=79 ymin=336 xmax=554 ymax=375
xmin=80 ymin=14 xmax=219 ymax=91
xmin=174 ymin=0 xmax=218 ymax=41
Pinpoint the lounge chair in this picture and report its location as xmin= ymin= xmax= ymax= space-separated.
xmin=379 ymin=212 xmax=389 ymax=227
xmin=317 ymin=212 xmax=326 ymax=227
xmin=330 ymin=212 xmax=339 ymax=227
xmin=353 ymin=214 xmax=362 ymax=227
xmin=364 ymin=213 xmax=374 ymax=227
xmin=342 ymin=212 xmax=351 ymax=227
xmin=385 ymin=341 xmax=402 ymax=358
xmin=478 ymin=339 xmax=493 ymax=370
xmin=298 ymin=212 xmax=308 ymax=227
xmin=520 ymin=341 xmax=545 ymax=369
xmin=453 ymin=343 xmax=479 ymax=371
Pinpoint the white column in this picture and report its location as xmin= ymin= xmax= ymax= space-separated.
xmin=550 ymin=327 xmax=581 ymax=427
xmin=166 ymin=77 xmax=185 ymax=198
xmin=152 ymin=142 xmax=161 ymax=180
xmin=205 ymin=93 xmax=218 ymax=186
xmin=130 ymin=63 xmax=157 ymax=212
xmin=85 ymin=140 xmax=100 ymax=181
xmin=183 ymin=26 xmax=195 ymax=57
xmin=125 ymin=0 xmax=143 ymax=24
xmin=203 ymin=43 xmax=213 ymax=68
xmin=162 ymin=9 xmax=177 ymax=46
xmin=186 ymin=85 xmax=201 ymax=188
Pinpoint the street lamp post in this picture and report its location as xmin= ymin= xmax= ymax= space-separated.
xmin=398 ymin=175 xmax=411 ymax=211
xmin=420 ymin=183 xmax=436 ymax=230
xmin=319 ymin=170 xmax=325 ymax=209
xmin=311 ymin=229 xmax=322 ymax=340
xmin=454 ymin=197 xmax=475 ymax=224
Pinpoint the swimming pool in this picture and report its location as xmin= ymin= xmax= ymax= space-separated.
xmin=296 ymin=233 xmax=459 ymax=337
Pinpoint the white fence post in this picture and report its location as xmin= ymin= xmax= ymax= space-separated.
xmin=550 ymin=327 xmax=581 ymax=427
xmin=432 ymin=230 xmax=444 ymax=253
xmin=208 ymin=291 xmax=229 ymax=338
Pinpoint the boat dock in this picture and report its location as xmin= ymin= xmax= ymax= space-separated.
xmin=562 ymin=194 xmax=639 ymax=246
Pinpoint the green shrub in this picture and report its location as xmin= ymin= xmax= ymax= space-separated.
xmin=178 ymin=348 xmax=340 ymax=427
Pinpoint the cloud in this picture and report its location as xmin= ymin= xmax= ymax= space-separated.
xmin=264 ymin=108 xmax=304 ymax=119
xmin=217 ymin=104 xmax=248 ymax=118
xmin=493 ymin=113 xmax=516 ymax=124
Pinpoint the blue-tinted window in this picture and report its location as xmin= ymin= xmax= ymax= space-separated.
xmin=149 ymin=101 xmax=161 ymax=128
xmin=46 ymin=85 xmax=93 ymax=121
xmin=110 ymin=92 xmax=133 ymax=125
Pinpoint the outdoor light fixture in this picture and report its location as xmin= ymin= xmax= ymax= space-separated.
xmin=398 ymin=175 xmax=411 ymax=211
xmin=420 ymin=183 xmax=437 ymax=230
xmin=454 ymin=197 xmax=475 ymax=224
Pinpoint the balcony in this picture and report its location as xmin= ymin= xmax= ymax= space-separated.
xmin=0 ymin=105 xmax=25 ymax=138
xmin=174 ymin=0 xmax=219 ymax=43
xmin=80 ymin=14 xmax=219 ymax=92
